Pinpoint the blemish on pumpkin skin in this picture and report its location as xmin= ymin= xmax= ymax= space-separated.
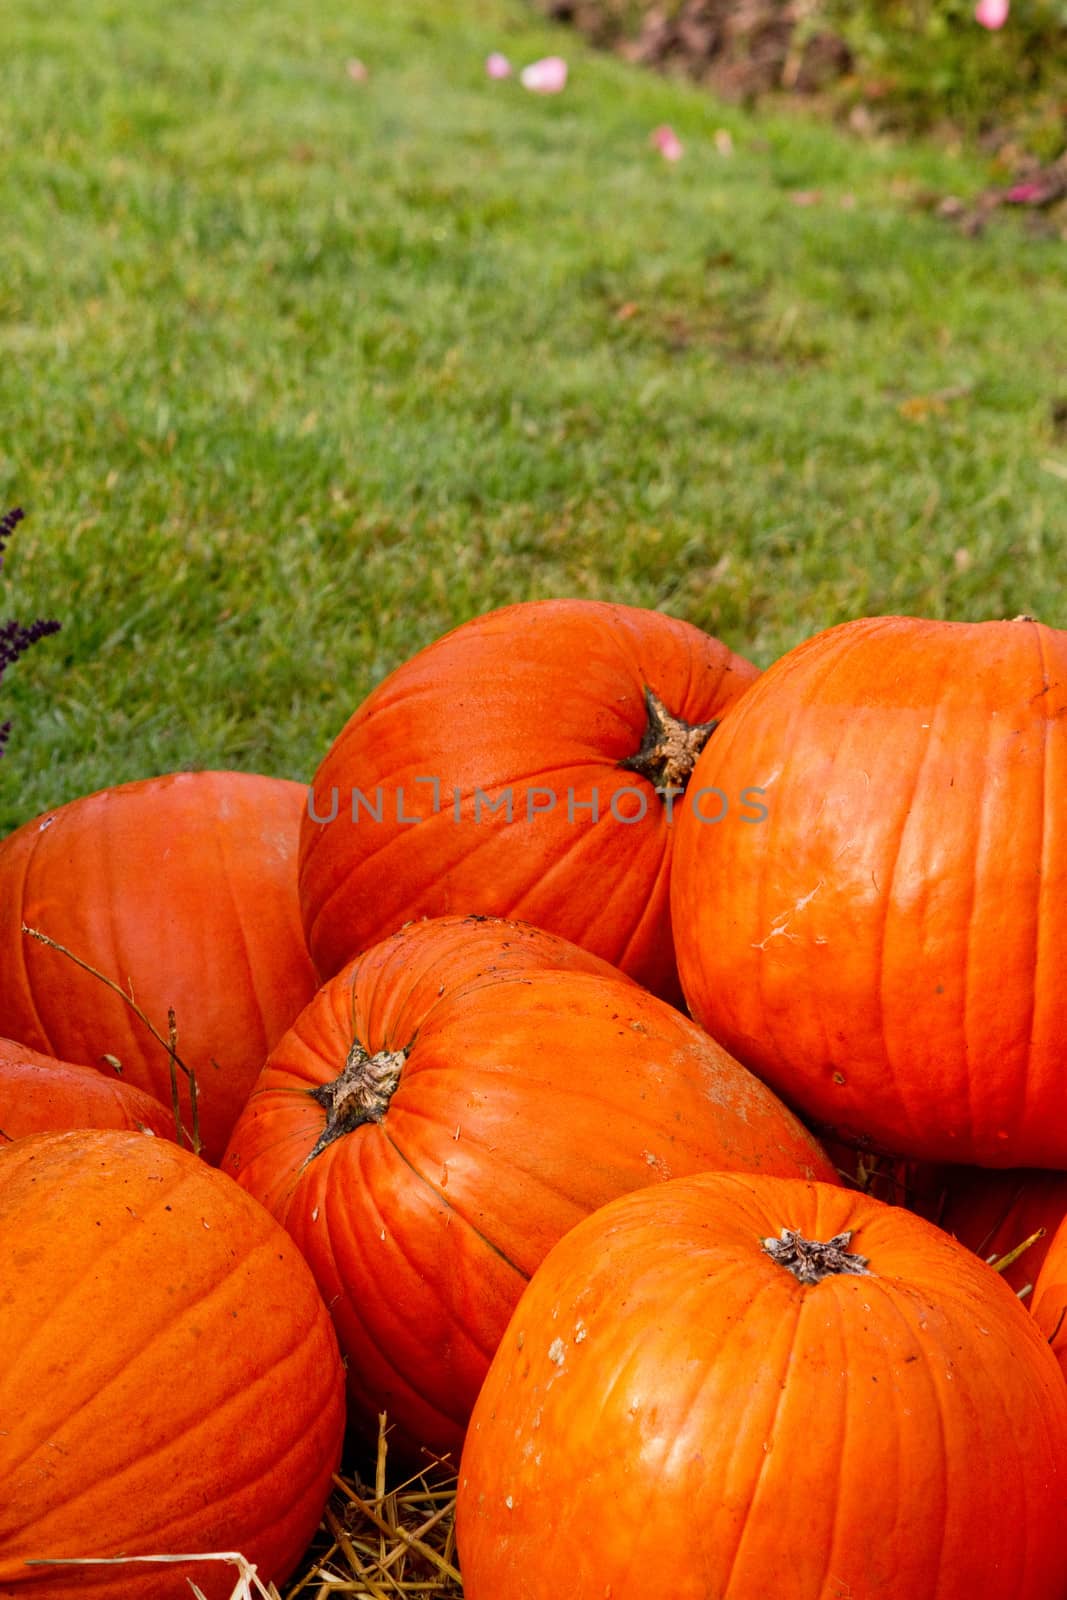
xmin=752 ymin=880 xmax=825 ymax=950
xmin=642 ymin=1149 xmax=671 ymax=1177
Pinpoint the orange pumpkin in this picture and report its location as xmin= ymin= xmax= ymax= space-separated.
xmin=458 ymin=1172 xmax=1067 ymax=1599
xmin=300 ymin=599 xmax=758 ymax=1002
xmin=222 ymin=915 xmax=834 ymax=1459
xmin=672 ymin=615 xmax=1067 ymax=1165
xmin=0 ymin=1128 xmax=345 ymax=1598
xmin=0 ymin=771 xmax=319 ymax=1161
xmin=915 ymin=1165 xmax=1067 ymax=1294
xmin=1029 ymin=1212 xmax=1067 ymax=1370
xmin=827 ymin=1141 xmax=1066 ymax=1293
xmin=0 ymin=1036 xmax=175 ymax=1144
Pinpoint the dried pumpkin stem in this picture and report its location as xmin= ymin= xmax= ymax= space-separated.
xmin=304 ymin=1040 xmax=406 ymax=1162
xmin=762 ymin=1227 xmax=871 ymax=1284
xmin=619 ymin=685 xmax=718 ymax=791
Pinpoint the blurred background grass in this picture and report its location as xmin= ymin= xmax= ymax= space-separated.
xmin=1 ymin=0 xmax=1065 ymax=834
xmin=540 ymin=0 xmax=1067 ymax=154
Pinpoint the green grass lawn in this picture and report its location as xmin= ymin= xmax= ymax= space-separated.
xmin=1 ymin=0 xmax=1065 ymax=835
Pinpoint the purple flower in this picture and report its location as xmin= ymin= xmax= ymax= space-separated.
xmin=0 ymin=507 xmax=61 ymax=755
xmin=0 ymin=505 xmax=25 ymax=574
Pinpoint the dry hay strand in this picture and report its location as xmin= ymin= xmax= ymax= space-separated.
xmin=282 ymin=1414 xmax=463 ymax=1599
xmin=24 ymin=1552 xmax=281 ymax=1598
xmin=24 ymin=1414 xmax=461 ymax=1599
xmin=20 ymin=923 xmax=203 ymax=1155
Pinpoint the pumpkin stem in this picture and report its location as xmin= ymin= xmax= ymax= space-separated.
xmin=619 ymin=686 xmax=718 ymax=791
xmin=762 ymin=1227 xmax=870 ymax=1284
xmin=304 ymin=1040 xmax=407 ymax=1162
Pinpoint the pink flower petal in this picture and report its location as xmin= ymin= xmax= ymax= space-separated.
xmin=650 ymin=124 xmax=684 ymax=162
xmin=520 ymin=56 xmax=568 ymax=94
xmin=1006 ymin=180 xmax=1047 ymax=204
xmin=975 ymin=0 xmax=1009 ymax=28
xmin=345 ymin=58 xmax=369 ymax=83
xmin=485 ymin=52 xmax=512 ymax=80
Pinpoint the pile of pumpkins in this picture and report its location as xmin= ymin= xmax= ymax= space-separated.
xmin=4 ymin=598 xmax=1067 ymax=1599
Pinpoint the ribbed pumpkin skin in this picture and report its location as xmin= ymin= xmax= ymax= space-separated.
xmin=222 ymin=915 xmax=834 ymax=1459
xmin=826 ymin=1143 xmax=1067 ymax=1291
xmin=0 ymin=1129 xmax=345 ymax=1599
xmin=0 ymin=772 xmax=319 ymax=1162
xmin=0 ymin=1037 xmax=175 ymax=1144
xmin=916 ymin=1166 xmax=1067 ymax=1293
xmin=300 ymin=599 xmax=758 ymax=1001
xmin=458 ymin=1173 xmax=1067 ymax=1600
xmin=672 ymin=615 xmax=1067 ymax=1165
xmin=1029 ymin=1214 xmax=1067 ymax=1371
